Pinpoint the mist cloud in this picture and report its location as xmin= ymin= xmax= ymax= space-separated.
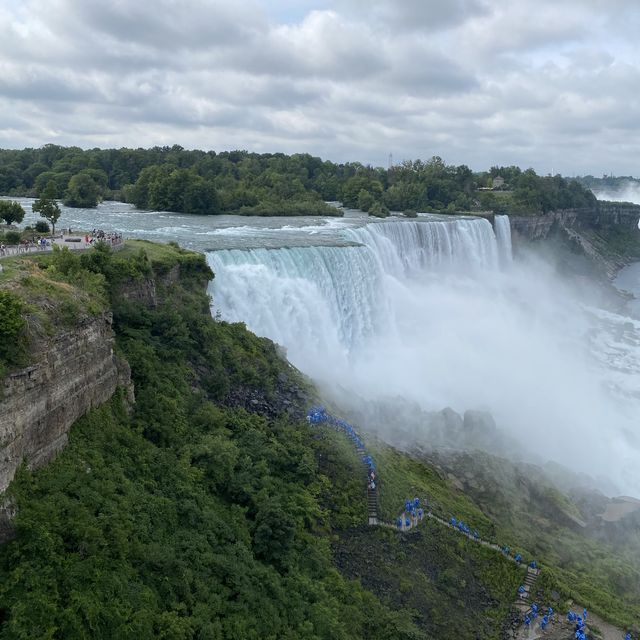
xmin=593 ymin=181 xmax=640 ymax=206
xmin=208 ymin=219 xmax=640 ymax=498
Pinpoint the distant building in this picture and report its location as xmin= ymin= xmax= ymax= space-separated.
xmin=492 ymin=175 xmax=505 ymax=189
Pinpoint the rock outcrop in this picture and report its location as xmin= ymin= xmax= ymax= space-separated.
xmin=509 ymin=203 xmax=640 ymax=241
xmin=508 ymin=204 xmax=640 ymax=277
xmin=0 ymin=311 xmax=132 ymax=493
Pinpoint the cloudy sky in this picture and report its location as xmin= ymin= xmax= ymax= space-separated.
xmin=1 ymin=0 xmax=639 ymax=174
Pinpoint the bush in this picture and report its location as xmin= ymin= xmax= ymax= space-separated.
xmin=0 ymin=289 xmax=27 ymax=368
xmin=4 ymin=231 xmax=21 ymax=245
xmin=35 ymin=221 xmax=50 ymax=233
xmin=369 ymin=201 xmax=390 ymax=218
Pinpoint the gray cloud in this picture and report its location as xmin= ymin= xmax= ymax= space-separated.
xmin=0 ymin=0 xmax=639 ymax=174
xmin=337 ymin=0 xmax=491 ymax=33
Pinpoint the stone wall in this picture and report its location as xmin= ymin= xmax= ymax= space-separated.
xmin=0 ymin=312 xmax=132 ymax=493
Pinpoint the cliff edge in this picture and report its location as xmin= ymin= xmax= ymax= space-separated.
xmin=0 ymin=253 xmax=133 ymax=496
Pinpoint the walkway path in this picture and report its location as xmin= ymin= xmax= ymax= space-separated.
xmin=0 ymin=235 xmax=124 ymax=258
xmin=308 ymin=408 xmax=632 ymax=639
xmin=307 ymin=408 xmax=547 ymax=635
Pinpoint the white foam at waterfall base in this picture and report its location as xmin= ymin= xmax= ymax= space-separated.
xmin=208 ymin=216 xmax=640 ymax=497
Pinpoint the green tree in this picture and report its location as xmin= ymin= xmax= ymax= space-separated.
xmin=64 ymin=173 xmax=100 ymax=208
xmin=252 ymin=497 xmax=296 ymax=569
xmin=0 ymin=290 xmax=26 ymax=368
xmin=33 ymin=171 xmax=71 ymax=197
xmin=183 ymin=179 xmax=221 ymax=215
xmin=357 ymin=189 xmax=375 ymax=212
xmin=0 ymin=200 xmax=25 ymax=225
xmin=368 ymin=201 xmax=390 ymax=218
xmin=32 ymin=180 xmax=61 ymax=235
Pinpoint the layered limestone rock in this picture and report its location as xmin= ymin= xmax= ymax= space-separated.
xmin=509 ymin=209 xmax=580 ymax=241
xmin=0 ymin=311 xmax=132 ymax=493
xmin=508 ymin=204 xmax=640 ymax=278
xmin=510 ymin=203 xmax=640 ymax=242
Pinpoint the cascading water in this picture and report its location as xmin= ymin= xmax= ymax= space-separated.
xmin=207 ymin=216 xmax=500 ymax=358
xmin=208 ymin=214 xmax=640 ymax=496
xmin=342 ymin=217 xmax=501 ymax=277
xmin=494 ymin=215 xmax=513 ymax=266
xmin=207 ymin=244 xmax=388 ymax=375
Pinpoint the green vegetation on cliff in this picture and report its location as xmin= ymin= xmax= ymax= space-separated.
xmin=369 ymin=443 xmax=640 ymax=629
xmin=1 ymin=244 xmax=519 ymax=640
xmin=1 ymin=242 xmax=633 ymax=638
xmin=0 ymin=245 xmax=423 ymax=639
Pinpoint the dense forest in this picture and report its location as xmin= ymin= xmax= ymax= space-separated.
xmin=0 ymin=145 xmax=596 ymax=216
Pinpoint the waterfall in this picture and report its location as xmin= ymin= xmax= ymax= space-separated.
xmin=206 ymin=214 xmax=640 ymax=495
xmin=342 ymin=217 xmax=499 ymax=277
xmin=494 ymin=215 xmax=513 ymax=266
xmin=207 ymin=244 xmax=387 ymax=367
xmin=207 ymin=216 xmax=500 ymax=362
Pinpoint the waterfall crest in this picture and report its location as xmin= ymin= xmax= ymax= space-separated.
xmin=207 ymin=216 xmax=500 ymax=355
xmin=343 ymin=217 xmax=500 ymax=276
xmin=207 ymin=244 xmax=386 ymax=360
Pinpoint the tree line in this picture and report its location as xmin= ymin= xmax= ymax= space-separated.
xmin=0 ymin=144 xmax=597 ymax=216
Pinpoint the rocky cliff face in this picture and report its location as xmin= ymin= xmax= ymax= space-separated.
xmin=0 ymin=311 xmax=132 ymax=494
xmin=508 ymin=204 xmax=640 ymax=278
xmin=590 ymin=201 xmax=640 ymax=231
xmin=509 ymin=208 xmax=580 ymax=241
xmin=0 ymin=248 xmax=210 ymax=503
xmin=510 ymin=204 xmax=640 ymax=242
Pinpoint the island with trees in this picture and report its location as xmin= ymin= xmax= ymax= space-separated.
xmin=0 ymin=145 xmax=598 ymax=217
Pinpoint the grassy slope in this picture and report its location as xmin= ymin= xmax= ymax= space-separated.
xmin=334 ymin=523 xmax=523 ymax=639
xmin=369 ymin=442 xmax=640 ymax=628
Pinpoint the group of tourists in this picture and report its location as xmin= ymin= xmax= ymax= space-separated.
xmin=523 ymin=604 xmax=555 ymax=632
xmin=305 ymin=406 xmax=637 ymax=640
xmin=0 ymin=229 xmax=125 ymax=258
xmin=449 ymin=516 xmax=478 ymax=540
xmin=0 ymin=237 xmax=51 ymax=256
xmin=88 ymin=229 xmax=123 ymax=245
xmin=396 ymin=497 xmax=424 ymax=530
xmin=565 ymin=608 xmax=589 ymax=639
xmin=307 ymin=408 xmax=376 ymax=489
xmin=362 ymin=455 xmax=376 ymax=489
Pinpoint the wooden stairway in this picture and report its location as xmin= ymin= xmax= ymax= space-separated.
xmin=357 ymin=445 xmax=378 ymax=526
xmin=367 ymin=486 xmax=378 ymax=525
xmin=515 ymin=565 xmax=541 ymax=612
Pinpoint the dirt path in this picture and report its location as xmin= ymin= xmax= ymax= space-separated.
xmin=0 ymin=235 xmax=124 ymax=258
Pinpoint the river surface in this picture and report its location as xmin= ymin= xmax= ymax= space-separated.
xmin=9 ymin=197 xmax=640 ymax=497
